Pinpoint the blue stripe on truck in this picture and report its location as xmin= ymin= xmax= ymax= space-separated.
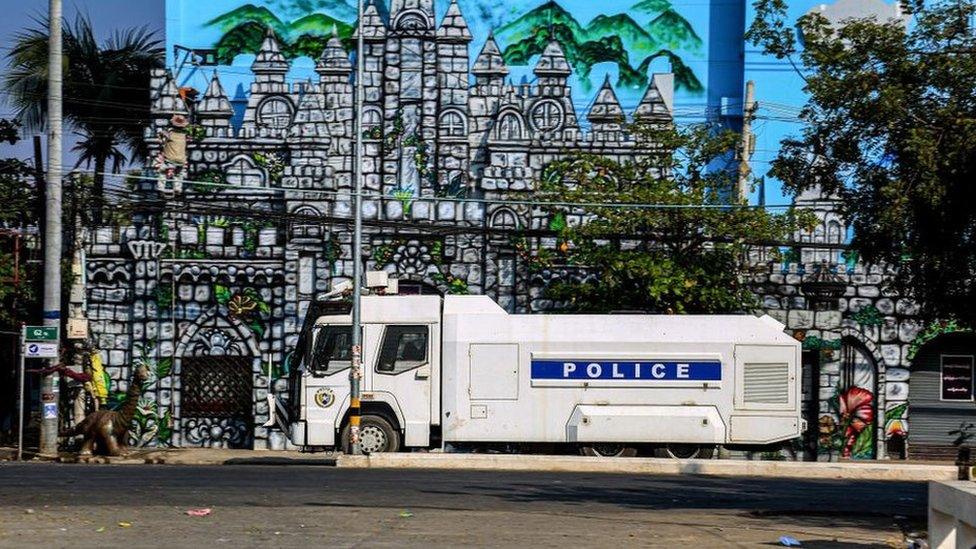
xmin=530 ymin=360 xmax=722 ymax=381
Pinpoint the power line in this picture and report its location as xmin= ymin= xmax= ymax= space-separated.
xmin=65 ymin=168 xmax=802 ymax=211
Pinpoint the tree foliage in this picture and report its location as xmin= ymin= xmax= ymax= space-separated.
xmin=538 ymin=123 xmax=813 ymax=314
xmin=747 ymin=0 xmax=976 ymax=325
xmin=0 ymin=119 xmax=99 ymax=328
xmin=3 ymin=15 xmax=163 ymax=223
xmin=0 ymin=122 xmax=39 ymax=328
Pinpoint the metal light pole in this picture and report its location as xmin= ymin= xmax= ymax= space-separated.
xmin=348 ymin=0 xmax=366 ymax=455
xmin=39 ymin=0 xmax=63 ymax=456
xmin=17 ymin=324 xmax=26 ymax=460
xmin=736 ymin=80 xmax=756 ymax=203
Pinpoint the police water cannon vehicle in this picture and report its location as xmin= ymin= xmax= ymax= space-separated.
xmin=284 ymin=272 xmax=803 ymax=458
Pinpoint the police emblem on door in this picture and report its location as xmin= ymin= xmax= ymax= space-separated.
xmin=314 ymin=388 xmax=336 ymax=408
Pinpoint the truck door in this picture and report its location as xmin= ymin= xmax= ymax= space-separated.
xmin=369 ymin=323 xmax=434 ymax=447
xmin=303 ymin=324 xmax=353 ymax=446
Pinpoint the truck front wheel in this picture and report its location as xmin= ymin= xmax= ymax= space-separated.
xmin=341 ymin=415 xmax=401 ymax=453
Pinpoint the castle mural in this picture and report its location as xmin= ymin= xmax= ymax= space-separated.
xmin=72 ymin=0 xmax=972 ymax=460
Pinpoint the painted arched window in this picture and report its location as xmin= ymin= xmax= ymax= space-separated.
xmin=496 ymin=113 xmax=523 ymax=140
xmin=490 ymin=208 xmax=519 ymax=230
xmin=827 ymin=220 xmax=843 ymax=244
xmin=439 ymin=111 xmax=466 ymax=137
xmin=257 ymin=96 xmax=293 ymax=129
xmin=395 ymin=12 xmax=428 ymax=31
xmin=362 ymin=107 xmax=382 ymax=134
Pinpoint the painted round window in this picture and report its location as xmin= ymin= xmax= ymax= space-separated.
xmin=530 ymin=100 xmax=564 ymax=132
xmin=258 ymin=97 xmax=293 ymax=129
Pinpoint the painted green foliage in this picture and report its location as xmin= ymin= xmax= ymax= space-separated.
xmin=206 ymin=0 xmax=703 ymax=92
xmin=207 ymin=4 xmax=354 ymax=64
xmin=907 ymin=319 xmax=971 ymax=360
xmin=496 ymin=0 xmax=703 ymax=92
xmin=820 ymin=385 xmax=875 ymax=459
xmin=215 ymin=284 xmax=272 ymax=338
xmin=850 ymin=304 xmax=883 ymax=327
xmin=114 ymin=343 xmax=177 ymax=447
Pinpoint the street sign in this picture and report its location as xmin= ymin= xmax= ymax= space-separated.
xmin=24 ymin=342 xmax=58 ymax=359
xmin=25 ymin=326 xmax=59 ymax=342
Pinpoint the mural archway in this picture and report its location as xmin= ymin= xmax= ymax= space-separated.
xmin=173 ymin=307 xmax=263 ymax=449
xmin=839 ymin=338 xmax=880 ymax=459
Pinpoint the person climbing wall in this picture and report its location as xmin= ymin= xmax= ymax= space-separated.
xmin=155 ymin=114 xmax=189 ymax=194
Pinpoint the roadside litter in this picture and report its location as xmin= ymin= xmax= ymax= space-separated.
xmin=186 ymin=508 xmax=212 ymax=517
xmin=778 ymin=536 xmax=801 ymax=547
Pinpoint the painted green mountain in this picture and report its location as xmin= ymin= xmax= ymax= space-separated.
xmin=502 ymin=22 xmax=630 ymax=83
xmin=496 ymin=1 xmax=588 ymax=44
xmin=646 ymin=8 xmax=702 ymax=52
xmin=586 ymin=14 xmax=655 ymax=54
xmin=496 ymin=0 xmax=703 ymax=92
xmin=208 ymin=5 xmax=291 ymax=37
xmin=632 ymin=0 xmax=674 ymax=14
xmin=631 ymin=49 xmax=702 ymax=93
xmin=208 ymin=4 xmax=354 ymax=64
xmin=267 ymin=0 xmax=357 ymax=22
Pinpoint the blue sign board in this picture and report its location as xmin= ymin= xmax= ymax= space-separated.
xmin=531 ymin=360 xmax=722 ymax=381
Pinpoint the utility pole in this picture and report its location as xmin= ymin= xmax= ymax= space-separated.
xmin=39 ymin=0 xmax=63 ymax=456
xmin=737 ymin=80 xmax=756 ymax=203
xmin=347 ymin=0 xmax=365 ymax=455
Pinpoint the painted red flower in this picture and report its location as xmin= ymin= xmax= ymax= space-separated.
xmin=839 ymin=386 xmax=874 ymax=457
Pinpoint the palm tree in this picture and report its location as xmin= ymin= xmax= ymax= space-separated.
xmin=3 ymin=15 xmax=164 ymax=224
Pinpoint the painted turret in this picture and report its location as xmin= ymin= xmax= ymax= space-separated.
xmin=471 ymin=35 xmax=508 ymax=88
xmin=316 ymin=35 xmax=352 ymax=79
xmin=358 ymin=0 xmax=387 ymax=41
xmin=437 ymin=0 xmax=473 ymax=43
xmin=251 ymin=29 xmax=290 ymax=83
xmin=197 ymin=72 xmax=234 ymax=129
xmin=634 ymin=73 xmax=674 ymax=122
xmin=588 ymin=76 xmax=625 ymax=137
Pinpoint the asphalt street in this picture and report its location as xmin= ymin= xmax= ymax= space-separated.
xmin=0 ymin=462 xmax=926 ymax=547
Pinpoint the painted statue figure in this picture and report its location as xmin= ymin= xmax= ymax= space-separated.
xmin=65 ymin=364 xmax=149 ymax=456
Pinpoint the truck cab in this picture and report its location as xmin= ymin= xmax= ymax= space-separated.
xmin=289 ymin=295 xmax=442 ymax=453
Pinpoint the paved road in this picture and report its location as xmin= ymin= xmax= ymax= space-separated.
xmin=0 ymin=463 xmax=925 ymax=548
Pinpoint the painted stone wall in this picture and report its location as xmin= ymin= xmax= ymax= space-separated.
xmin=84 ymin=1 xmax=934 ymax=457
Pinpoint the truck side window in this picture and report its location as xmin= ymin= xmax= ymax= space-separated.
xmin=377 ymin=325 xmax=428 ymax=374
xmin=311 ymin=325 xmax=352 ymax=375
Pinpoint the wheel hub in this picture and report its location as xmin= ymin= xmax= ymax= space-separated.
xmin=359 ymin=425 xmax=388 ymax=453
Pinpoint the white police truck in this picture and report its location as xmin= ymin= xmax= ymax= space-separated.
xmin=287 ymin=286 xmax=802 ymax=458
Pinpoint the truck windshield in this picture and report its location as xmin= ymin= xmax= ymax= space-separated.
xmin=311 ymin=325 xmax=351 ymax=375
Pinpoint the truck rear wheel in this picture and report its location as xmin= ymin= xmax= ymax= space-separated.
xmin=579 ymin=444 xmax=638 ymax=457
xmin=341 ymin=415 xmax=401 ymax=454
xmin=653 ymin=444 xmax=714 ymax=459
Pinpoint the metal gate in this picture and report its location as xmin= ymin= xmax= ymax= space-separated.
xmin=180 ymin=356 xmax=253 ymax=448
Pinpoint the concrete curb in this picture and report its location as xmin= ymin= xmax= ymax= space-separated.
xmin=48 ymin=449 xmax=339 ymax=466
xmin=337 ymin=453 xmax=958 ymax=481
xmin=3 ymin=447 xmax=956 ymax=480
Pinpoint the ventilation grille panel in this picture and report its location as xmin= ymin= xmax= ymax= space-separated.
xmin=743 ymin=363 xmax=790 ymax=405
